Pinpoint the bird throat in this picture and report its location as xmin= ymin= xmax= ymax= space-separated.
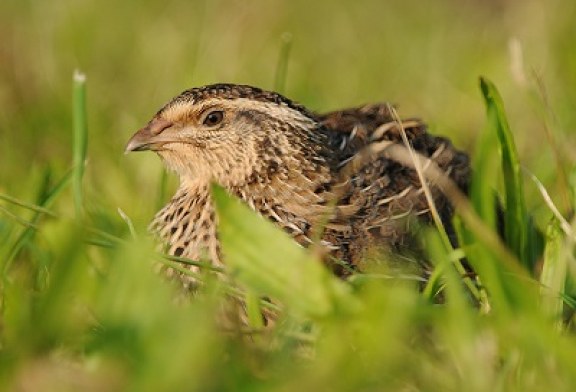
xmin=151 ymin=183 xmax=220 ymax=264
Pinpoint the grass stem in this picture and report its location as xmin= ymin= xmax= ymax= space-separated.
xmin=73 ymin=70 xmax=88 ymax=218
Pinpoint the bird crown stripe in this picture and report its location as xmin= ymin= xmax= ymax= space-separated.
xmin=166 ymin=83 xmax=314 ymax=118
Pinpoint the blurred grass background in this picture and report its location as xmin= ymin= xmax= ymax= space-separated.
xmin=2 ymin=0 xmax=575 ymax=216
xmin=1 ymin=0 xmax=576 ymax=390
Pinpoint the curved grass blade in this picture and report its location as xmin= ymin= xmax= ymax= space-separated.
xmin=2 ymin=168 xmax=73 ymax=276
xmin=0 ymin=193 xmax=57 ymax=217
xmin=0 ymin=205 xmax=39 ymax=230
xmin=448 ymin=78 xmax=540 ymax=312
xmin=480 ymin=77 xmax=531 ymax=269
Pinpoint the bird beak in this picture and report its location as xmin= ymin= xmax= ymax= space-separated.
xmin=125 ymin=118 xmax=173 ymax=154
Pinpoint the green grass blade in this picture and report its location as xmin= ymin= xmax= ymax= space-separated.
xmin=480 ymin=77 xmax=530 ymax=269
xmin=449 ymin=79 xmax=540 ymax=313
xmin=212 ymin=184 xmax=359 ymax=319
xmin=0 ymin=193 xmax=57 ymax=217
xmin=456 ymin=91 xmax=506 ymax=309
xmin=73 ymin=70 xmax=88 ymax=218
xmin=540 ymin=219 xmax=568 ymax=327
xmin=0 ymin=205 xmax=39 ymax=229
xmin=2 ymin=168 xmax=73 ymax=276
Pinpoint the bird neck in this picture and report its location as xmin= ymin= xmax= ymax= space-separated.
xmin=151 ymin=182 xmax=220 ymax=262
xmin=153 ymin=126 xmax=336 ymax=258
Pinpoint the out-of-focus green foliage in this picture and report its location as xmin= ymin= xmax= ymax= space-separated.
xmin=1 ymin=0 xmax=576 ymax=390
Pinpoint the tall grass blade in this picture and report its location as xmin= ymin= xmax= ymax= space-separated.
xmin=480 ymin=77 xmax=530 ymax=269
xmin=73 ymin=70 xmax=88 ymax=218
xmin=451 ymin=79 xmax=540 ymax=312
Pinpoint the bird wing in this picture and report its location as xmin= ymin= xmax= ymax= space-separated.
xmin=317 ymin=103 xmax=470 ymax=204
xmin=315 ymin=104 xmax=471 ymax=265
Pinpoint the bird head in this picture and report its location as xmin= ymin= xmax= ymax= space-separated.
xmin=126 ymin=84 xmax=320 ymax=187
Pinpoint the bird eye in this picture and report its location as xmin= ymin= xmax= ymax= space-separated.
xmin=203 ymin=110 xmax=224 ymax=127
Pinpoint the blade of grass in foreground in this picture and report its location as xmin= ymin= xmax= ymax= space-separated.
xmin=539 ymin=219 xmax=568 ymax=328
xmin=2 ymin=168 xmax=73 ymax=277
xmin=460 ymin=83 xmax=503 ymax=309
xmin=451 ymin=78 xmax=538 ymax=313
xmin=0 ymin=193 xmax=57 ymax=217
xmin=480 ymin=77 xmax=530 ymax=269
xmin=73 ymin=70 xmax=88 ymax=218
xmin=212 ymin=184 xmax=359 ymax=319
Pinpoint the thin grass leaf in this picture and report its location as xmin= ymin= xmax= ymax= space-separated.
xmin=388 ymin=105 xmax=452 ymax=250
xmin=527 ymin=169 xmax=573 ymax=238
xmin=0 ymin=205 xmax=39 ymax=230
xmin=117 ymin=207 xmax=136 ymax=239
xmin=348 ymin=273 xmax=427 ymax=285
xmin=540 ymin=219 xmax=567 ymax=327
xmin=86 ymin=226 xmax=127 ymax=246
xmin=73 ymin=70 xmax=88 ymax=218
xmin=468 ymin=99 xmax=499 ymax=231
xmin=2 ymin=168 xmax=73 ymax=276
xmin=457 ymin=90 xmax=507 ymax=310
xmin=86 ymin=239 xmax=117 ymax=248
xmin=425 ymin=229 xmax=475 ymax=322
xmin=388 ymin=105 xmax=481 ymax=303
xmin=0 ymin=193 xmax=57 ymax=217
xmin=157 ymin=257 xmax=206 ymax=281
xmin=480 ymin=77 xmax=530 ymax=268
xmin=560 ymin=292 xmax=576 ymax=310
xmin=162 ymin=254 xmax=224 ymax=272
xmin=449 ymin=78 xmax=540 ymax=312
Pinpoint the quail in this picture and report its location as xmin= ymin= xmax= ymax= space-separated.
xmin=126 ymin=83 xmax=470 ymax=277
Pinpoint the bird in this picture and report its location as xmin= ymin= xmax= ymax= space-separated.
xmin=125 ymin=83 xmax=470 ymax=279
